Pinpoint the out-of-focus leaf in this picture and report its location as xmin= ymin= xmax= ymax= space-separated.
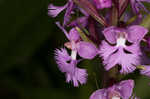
xmin=135 ymin=76 xmax=150 ymax=98
xmin=141 ymin=14 xmax=150 ymax=30
xmin=79 ymin=58 xmax=103 ymax=99
xmin=126 ymin=16 xmax=137 ymax=25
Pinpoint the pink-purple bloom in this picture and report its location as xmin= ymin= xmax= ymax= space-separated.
xmin=99 ymin=25 xmax=148 ymax=73
xmin=56 ymin=22 xmax=98 ymax=59
xmin=48 ymin=0 xmax=89 ymax=26
xmin=54 ymin=22 xmax=98 ymax=86
xmin=48 ymin=0 xmax=75 ymax=26
xmin=93 ymin=0 xmax=112 ymax=9
xmin=90 ymin=80 xmax=134 ymax=99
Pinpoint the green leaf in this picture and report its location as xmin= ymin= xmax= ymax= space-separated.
xmin=126 ymin=16 xmax=137 ymax=25
xmin=75 ymin=27 xmax=93 ymax=43
xmin=141 ymin=14 xmax=150 ymax=29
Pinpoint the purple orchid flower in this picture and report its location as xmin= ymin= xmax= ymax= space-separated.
xmin=99 ymin=25 xmax=148 ymax=74
xmin=55 ymin=48 xmax=88 ymax=87
xmin=54 ymin=22 xmax=98 ymax=86
xmin=67 ymin=4 xmax=89 ymax=27
xmin=90 ymin=80 xmax=134 ymax=99
xmin=56 ymin=22 xmax=98 ymax=59
xmin=48 ymin=0 xmax=90 ymax=26
xmin=130 ymin=0 xmax=150 ymax=15
xmin=48 ymin=0 xmax=75 ymax=26
xmin=93 ymin=0 xmax=112 ymax=9
xmin=48 ymin=3 xmax=68 ymax=18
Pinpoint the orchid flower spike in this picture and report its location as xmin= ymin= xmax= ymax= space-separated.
xmin=56 ymin=22 xmax=98 ymax=59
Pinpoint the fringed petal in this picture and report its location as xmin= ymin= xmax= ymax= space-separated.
xmin=54 ymin=48 xmax=73 ymax=73
xmin=55 ymin=48 xmax=87 ymax=87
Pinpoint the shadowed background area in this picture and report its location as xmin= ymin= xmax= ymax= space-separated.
xmin=0 ymin=0 xmax=150 ymax=99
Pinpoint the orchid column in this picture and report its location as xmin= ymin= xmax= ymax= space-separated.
xmin=48 ymin=0 xmax=150 ymax=99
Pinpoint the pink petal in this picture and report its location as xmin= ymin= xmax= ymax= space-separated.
xmin=66 ymin=67 xmax=88 ymax=87
xmin=69 ymin=28 xmax=80 ymax=42
xmin=48 ymin=4 xmax=68 ymax=17
xmin=90 ymin=89 xmax=107 ymax=99
xmin=104 ymin=46 xmax=140 ymax=73
xmin=102 ymin=26 xmax=117 ymax=44
xmin=127 ymin=25 xmax=148 ymax=43
xmin=99 ymin=40 xmax=117 ymax=61
xmin=54 ymin=48 xmax=73 ymax=73
xmin=140 ymin=0 xmax=150 ymax=2
xmin=90 ymin=80 xmax=134 ymax=99
xmin=117 ymin=80 xmax=134 ymax=99
xmin=77 ymin=41 xmax=98 ymax=59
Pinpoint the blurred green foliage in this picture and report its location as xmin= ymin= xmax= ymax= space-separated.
xmin=0 ymin=0 xmax=150 ymax=99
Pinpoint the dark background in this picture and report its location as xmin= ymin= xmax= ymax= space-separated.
xmin=0 ymin=0 xmax=150 ymax=99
